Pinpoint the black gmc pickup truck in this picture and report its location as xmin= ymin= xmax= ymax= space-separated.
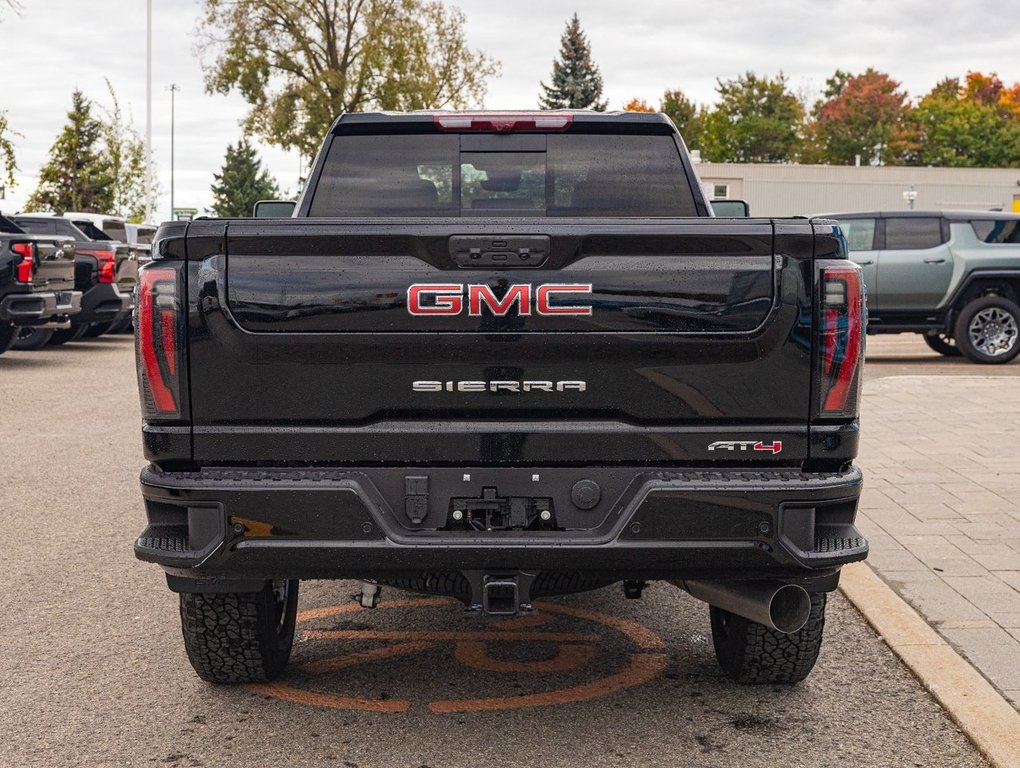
xmin=133 ymin=112 xmax=867 ymax=686
xmin=0 ymin=214 xmax=80 ymax=353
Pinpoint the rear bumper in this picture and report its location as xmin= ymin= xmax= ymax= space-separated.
xmin=136 ymin=464 xmax=867 ymax=593
xmin=0 ymin=290 xmax=82 ymax=325
xmin=75 ymin=283 xmax=132 ymax=326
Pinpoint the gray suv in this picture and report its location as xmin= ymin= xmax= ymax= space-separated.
xmin=820 ymin=211 xmax=1020 ymax=364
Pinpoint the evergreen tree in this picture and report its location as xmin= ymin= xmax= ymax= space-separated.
xmin=210 ymin=139 xmax=279 ymax=218
xmin=539 ymin=14 xmax=607 ymax=111
xmin=26 ymin=90 xmax=115 ymax=212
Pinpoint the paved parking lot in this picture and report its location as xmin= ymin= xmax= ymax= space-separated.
xmin=0 ymin=334 xmax=1001 ymax=767
xmin=861 ymin=335 xmax=1020 ymax=711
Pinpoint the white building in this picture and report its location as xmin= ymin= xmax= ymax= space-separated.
xmin=694 ymin=162 xmax=1020 ymax=217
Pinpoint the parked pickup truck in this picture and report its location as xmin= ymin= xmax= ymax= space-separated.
xmin=822 ymin=210 xmax=1020 ymax=364
xmin=133 ymin=111 xmax=867 ymax=686
xmin=0 ymin=214 xmax=81 ymax=353
xmin=10 ymin=214 xmax=134 ymax=344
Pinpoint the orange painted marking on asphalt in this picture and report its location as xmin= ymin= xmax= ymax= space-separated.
xmin=302 ymin=629 xmax=601 ymax=643
xmin=250 ymin=681 xmax=410 ymax=713
xmin=534 ymin=600 xmax=667 ymax=650
xmin=297 ymin=597 xmax=454 ymax=623
xmin=455 ymin=640 xmax=596 ymax=673
xmin=489 ymin=613 xmax=553 ymax=630
xmin=301 ymin=641 xmax=437 ymax=675
xmin=428 ymin=652 xmax=669 ymax=713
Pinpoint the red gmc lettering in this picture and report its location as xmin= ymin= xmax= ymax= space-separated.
xmin=407 ymin=284 xmax=463 ymax=315
xmin=468 ymin=284 xmax=532 ymax=316
xmin=536 ymin=284 xmax=593 ymax=316
xmin=408 ymin=284 xmax=593 ymax=317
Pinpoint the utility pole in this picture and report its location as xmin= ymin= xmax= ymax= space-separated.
xmin=168 ymin=83 xmax=180 ymax=219
xmin=145 ymin=0 xmax=152 ymax=222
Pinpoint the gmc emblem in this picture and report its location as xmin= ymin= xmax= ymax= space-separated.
xmin=407 ymin=283 xmax=593 ymax=317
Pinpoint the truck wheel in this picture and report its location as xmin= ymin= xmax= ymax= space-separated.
xmin=179 ymin=580 xmax=299 ymax=684
xmin=954 ymin=296 xmax=1020 ymax=364
xmin=922 ymin=332 xmax=961 ymax=357
xmin=48 ymin=325 xmax=88 ymax=346
xmin=83 ymin=321 xmax=114 ymax=338
xmin=709 ymin=591 xmax=826 ymax=684
xmin=13 ymin=327 xmax=54 ymax=350
xmin=0 ymin=322 xmax=16 ymax=354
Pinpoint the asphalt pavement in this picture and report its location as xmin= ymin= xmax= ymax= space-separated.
xmin=0 ymin=334 xmax=992 ymax=768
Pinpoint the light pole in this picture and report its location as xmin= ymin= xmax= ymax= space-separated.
xmin=145 ymin=0 xmax=152 ymax=222
xmin=167 ymin=83 xmax=180 ymax=219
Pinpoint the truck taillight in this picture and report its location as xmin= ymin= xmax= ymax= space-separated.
xmin=80 ymin=248 xmax=116 ymax=283
xmin=13 ymin=242 xmax=35 ymax=283
xmin=136 ymin=267 xmax=183 ymax=420
xmin=816 ymin=265 xmax=864 ymax=418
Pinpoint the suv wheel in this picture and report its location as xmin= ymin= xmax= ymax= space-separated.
xmin=48 ymin=324 xmax=88 ymax=346
xmin=922 ymin=332 xmax=961 ymax=357
xmin=179 ymin=580 xmax=299 ymax=683
xmin=953 ymin=296 xmax=1020 ymax=364
xmin=709 ymin=591 xmax=826 ymax=684
xmin=13 ymin=327 xmax=54 ymax=350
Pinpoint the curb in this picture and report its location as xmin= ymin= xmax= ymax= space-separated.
xmin=840 ymin=562 xmax=1020 ymax=768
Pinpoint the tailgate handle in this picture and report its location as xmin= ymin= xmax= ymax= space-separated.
xmin=450 ymin=235 xmax=550 ymax=268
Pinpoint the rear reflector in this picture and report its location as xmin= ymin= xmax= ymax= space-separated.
xmin=817 ymin=265 xmax=864 ymax=417
xmin=434 ymin=113 xmax=573 ymax=133
xmin=13 ymin=242 xmax=34 ymax=283
xmin=136 ymin=267 xmax=182 ymax=419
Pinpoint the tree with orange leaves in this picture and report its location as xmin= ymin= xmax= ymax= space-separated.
xmin=623 ymin=98 xmax=655 ymax=112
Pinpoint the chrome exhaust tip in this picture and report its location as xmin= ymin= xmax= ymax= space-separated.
xmin=674 ymin=580 xmax=812 ymax=634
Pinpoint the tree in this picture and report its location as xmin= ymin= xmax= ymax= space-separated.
xmin=101 ymin=82 xmax=157 ymax=222
xmin=910 ymin=74 xmax=1020 ymax=168
xmin=623 ymin=98 xmax=654 ymax=112
xmin=538 ymin=14 xmax=607 ymax=111
xmin=699 ymin=72 xmax=804 ymax=163
xmin=0 ymin=112 xmax=17 ymax=190
xmin=198 ymin=0 xmax=499 ymax=159
xmin=210 ymin=139 xmax=280 ymax=218
xmin=661 ymin=89 xmax=705 ymax=149
xmin=26 ymin=90 xmax=114 ymax=213
xmin=808 ymin=68 xmax=912 ymax=165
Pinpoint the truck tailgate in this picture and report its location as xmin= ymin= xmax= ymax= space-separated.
xmin=186 ymin=219 xmax=813 ymax=464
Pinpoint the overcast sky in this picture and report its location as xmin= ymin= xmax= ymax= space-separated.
xmin=2 ymin=0 xmax=1018 ymax=220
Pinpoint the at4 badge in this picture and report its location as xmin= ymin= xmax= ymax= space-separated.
xmin=708 ymin=440 xmax=783 ymax=455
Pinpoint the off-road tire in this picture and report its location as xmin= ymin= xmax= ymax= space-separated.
xmin=953 ymin=296 xmax=1020 ymax=364
xmin=0 ymin=322 xmax=16 ymax=354
xmin=922 ymin=332 xmax=961 ymax=357
xmin=13 ymin=327 xmax=54 ymax=350
xmin=709 ymin=591 xmax=826 ymax=684
xmin=48 ymin=324 xmax=88 ymax=345
xmin=179 ymin=580 xmax=299 ymax=684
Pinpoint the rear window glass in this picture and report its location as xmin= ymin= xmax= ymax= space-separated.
xmin=132 ymin=226 xmax=156 ymax=245
xmin=308 ymin=133 xmax=697 ymax=217
xmin=72 ymin=220 xmax=113 ymax=241
xmin=971 ymin=219 xmax=1020 ymax=244
xmin=100 ymin=219 xmax=128 ymax=242
xmin=838 ymin=218 xmax=876 ymax=251
xmin=12 ymin=218 xmax=56 ymax=236
xmin=884 ymin=217 xmax=943 ymax=250
xmin=0 ymin=215 xmax=23 ymax=234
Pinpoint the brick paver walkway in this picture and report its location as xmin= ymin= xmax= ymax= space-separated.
xmin=858 ymin=375 xmax=1020 ymax=709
